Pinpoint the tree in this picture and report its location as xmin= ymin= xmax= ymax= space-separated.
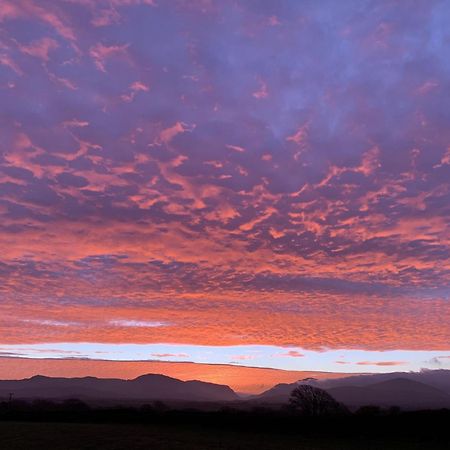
xmin=289 ymin=384 xmax=342 ymax=416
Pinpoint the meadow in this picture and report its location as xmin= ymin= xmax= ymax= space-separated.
xmin=0 ymin=421 xmax=448 ymax=450
xmin=0 ymin=402 xmax=449 ymax=450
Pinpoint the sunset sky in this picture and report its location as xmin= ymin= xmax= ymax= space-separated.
xmin=1 ymin=0 xmax=449 ymax=386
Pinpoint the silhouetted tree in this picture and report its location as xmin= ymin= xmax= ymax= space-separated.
xmin=31 ymin=399 xmax=58 ymax=411
xmin=356 ymin=405 xmax=382 ymax=416
xmin=289 ymin=384 xmax=342 ymax=416
xmin=388 ymin=406 xmax=401 ymax=416
xmin=153 ymin=400 xmax=168 ymax=412
xmin=62 ymin=398 xmax=90 ymax=412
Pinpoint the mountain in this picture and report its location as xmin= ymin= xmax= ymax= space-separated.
xmin=2 ymin=370 xmax=450 ymax=409
xmin=316 ymin=370 xmax=450 ymax=395
xmin=0 ymin=374 xmax=238 ymax=403
xmin=253 ymin=371 xmax=450 ymax=410
xmin=252 ymin=382 xmax=300 ymax=403
xmin=328 ymin=378 xmax=450 ymax=409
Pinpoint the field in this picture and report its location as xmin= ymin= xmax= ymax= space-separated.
xmin=0 ymin=421 xmax=448 ymax=450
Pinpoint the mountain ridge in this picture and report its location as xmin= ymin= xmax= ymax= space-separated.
xmin=0 ymin=373 xmax=238 ymax=403
xmin=253 ymin=371 xmax=450 ymax=410
xmin=2 ymin=370 xmax=450 ymax=410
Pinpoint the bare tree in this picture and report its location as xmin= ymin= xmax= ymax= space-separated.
xmin=289 ymin=384 xmax=342 ymax=416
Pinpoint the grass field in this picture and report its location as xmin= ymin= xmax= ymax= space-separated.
xmin=0 ymin=421 xmax=448 ymax=450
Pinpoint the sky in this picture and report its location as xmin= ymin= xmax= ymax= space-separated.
xmin=0 ymin=0 xmax=450 ymax=384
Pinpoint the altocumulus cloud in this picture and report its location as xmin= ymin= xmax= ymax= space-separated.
xmin=0 ymin=0 xmax=449 ymax=368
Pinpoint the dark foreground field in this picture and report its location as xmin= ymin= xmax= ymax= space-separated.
xmin=0 ymin=421 xmax=448 ymax=450
xmin=1 ymin=401 xmax=449 ymax=449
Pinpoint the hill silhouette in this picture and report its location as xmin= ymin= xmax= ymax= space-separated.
xmin=0 ymin=374 xmax=238 ymax=403
xmin=2 ymin=370 xmax=450 ymax=410
xmin=253 ymin=370 xmax=450 ymax=409
xmin=328 ymin=378 xmax=450 ymax=409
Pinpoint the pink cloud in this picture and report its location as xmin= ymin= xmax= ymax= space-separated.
xmin=357 ymin=361 xmax=405 ymax=367
xmin=91 ymin=8 xmax=121 ymax=27
xmin=226 ymin=144 xmax=246 ymax=153
xmin=159 ymin=122 xmax=193 ymax=144
xmin=0 ymin=53 xmax=22 ymax=75
xmin=19 ymin=38 xmax=59 ymax=62
xmin=279 ymin=351 xmax=304 ymax=358
xmin=24 ymin=1 xmax=76 ymax=41
xmin=121 ymin=81 xmax=150 ymax=102
xmin=252 ymin=78 xmax=268 ymax=99
xmin=63 ymin=119 xmax=89 ymax=128
xmin=89 ymin=42 xmax=129 ymax=72
xmin=0 ymin=1 xmax=22 ymax=21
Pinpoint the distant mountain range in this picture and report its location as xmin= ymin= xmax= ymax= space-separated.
xmin=253 ymin=370 xmax=450 ymax=410
xmin=2 ymin=370 xmax=450 ymax=410
xmin=0 ymin=374 xmax=238 ymax=403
